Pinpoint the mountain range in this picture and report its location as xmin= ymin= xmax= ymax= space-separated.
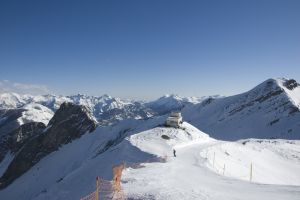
xmin=0 ymin=77 xmax=299 ymax=197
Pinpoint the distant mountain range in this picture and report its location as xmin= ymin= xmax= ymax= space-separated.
xmin=0 ymin=78 xmax=299 ymax=140
xmin=0 ymin=93 xmax=206 ymax=136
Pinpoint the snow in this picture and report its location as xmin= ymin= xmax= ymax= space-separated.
xmin=129 ymin=122 xmax=211 ymax=157
xmin=145 ymin=94 xmax=207 ymax=114
xmin=123 ymin=128 xmax=300 ymax=199
xmin=0 ymin=116 xmax=167 ymax=200
xmin=123 ymin=140 xmax=300 ymax=200
xmin=0 ymin=152 xmax=13 ymax=177
xmin=182 ymin=78 xmax=300 ymax=140
xmin=276 ymin=78 xmax=300 ymax=108
xmin=17 ymin=103 xmax=54 ymax=126
xmin=0 ymin=119 xmax=299 ymax=200
xmin=0 ymin=93 xmax=28 ymax=109
xmin=202 ymin=139 xmax=300 ymax=185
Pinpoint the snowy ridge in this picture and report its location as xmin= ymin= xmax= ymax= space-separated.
xmin=145 ymin=94 xmax=207 ymax=114
xmin=0 ymin=92 xmax=205 ymax=130
xmin=17 ymin=103 xmax=54 ymax=126
xmin=183 ymin=78 xmax=300 ymax=140
xmin=129 ymin=122 xmax=211 ymax=157
xmin=276 ymin=78 xmax=300 ymax=108
xmin=1 ymin=77 xmax=300 ymax=140
xmin=0 ymin=93 xmax=29 ymax=109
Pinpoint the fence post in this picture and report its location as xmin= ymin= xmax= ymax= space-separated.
xmin=213 ymin=152 xmax=215 ymax=168
xmin=250 ymin=163 xmax=253 ymax=182
xmin=96 ymin=176 xmax=100 ymax=200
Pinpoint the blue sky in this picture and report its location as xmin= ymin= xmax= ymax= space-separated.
xmin=0 ymin=0 xmax=299 ymax=99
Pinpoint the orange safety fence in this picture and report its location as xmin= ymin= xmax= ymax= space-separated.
xmin=80 ymin=155 xmax=169 ymax=200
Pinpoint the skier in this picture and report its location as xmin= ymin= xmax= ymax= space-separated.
xmin=173 ymin=149 xmax=176 ymax=157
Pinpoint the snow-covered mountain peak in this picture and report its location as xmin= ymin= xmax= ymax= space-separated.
xmin=276 ymin=78 xmax=300 ymax=108
xmin=19 ymin=103 xmax=54 ymax=126
xmin=161 ymin=94 xmax=181 ymax=99
xmin=145 ymin=94 xmax=204 ymax=115
xmin=183 ymin=77 xmax=300 ymax=140
xmin=249 ymin=78 xmax=300 ymax=108
xmin=0 ymin=93 xmax=28 ymax=109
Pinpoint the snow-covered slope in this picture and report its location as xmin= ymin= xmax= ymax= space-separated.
xmin=0 ymin=103 xmax=53 ymax=137
xmin=123 ymin=134 xmax=300 ymax=200
xmin=0 ymin=118 xmax=299 ymax=200
xmin=129 ymin=122 xmax=211 ymax=157
xmin=0 ymin=116 xmax=167 ymax=200
xmin=202 ymin=139 xmax=300 ymax=185
xmin=0 ymin=93 xmax=30 ymax=109
xmin=17 ymin=103 xmax=54 ymax=125
xmin=183 ymin=78 xmax=300 ymax=140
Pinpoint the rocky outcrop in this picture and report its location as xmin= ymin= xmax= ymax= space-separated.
xmin=0 ymin=122 xmax=46 ymax=163
xmin=0 ymin=103 xmax=53 ymax=138
xmin=0 ymin=102 xmax=97 ymax=189
xmin=0 ymin=109 xmax=26 ymax=137
xmin=284 ymin=79 xmax=299 ymax=90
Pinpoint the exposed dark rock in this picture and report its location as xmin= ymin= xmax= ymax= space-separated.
xmin=0 ymin=122 xmax=46 ymax=163
xmin=284 ymin=79 xmax=299 ymax=90
xmin=201 ymin=97 xmax=215 ymax=107
xmin=228 ymin=89 xmax=283 ymax=116
xmin=161 ymin=135 xmax=170 ymax=140
xmin=269 ymin=119 xmax=279 ymax=126
xmin=0 ymin=109 xmax=26 ymax=137
xmin=254 ymin=89 xmax=283 ymax=103
xmin=0 ymin=102 xmax=97 ymax=189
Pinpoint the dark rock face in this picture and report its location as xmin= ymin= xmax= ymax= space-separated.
xmin=201 ymin=97 xmax=215 ymax=107
xmin=0 ymin=109 xmax=26 ymax=137
xmin=284 ymin=79 xmax=299 ymax=90
xmin=0 ymin=122 xmax=46 ymax=163
xmin=0 ymin=102 xmax=97 ymax=189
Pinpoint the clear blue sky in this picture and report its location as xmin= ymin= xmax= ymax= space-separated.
xmin=0 ymin=0 xmax=299 ymax=99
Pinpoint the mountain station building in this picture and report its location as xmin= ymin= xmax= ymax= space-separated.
xmin=166 ymin=112 xmax=183 ymax=128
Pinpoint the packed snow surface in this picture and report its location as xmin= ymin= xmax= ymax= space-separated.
xmin=202 ymin=139 xmax=300 ymax=185
xmin=0 ymin=120 xmax=299 ymax=200
xmin=123 ymin=123 xmax=300 ymax=199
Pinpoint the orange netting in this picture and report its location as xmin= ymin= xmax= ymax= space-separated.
xmin=80 ymin=156 xmax=168 ymax=200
